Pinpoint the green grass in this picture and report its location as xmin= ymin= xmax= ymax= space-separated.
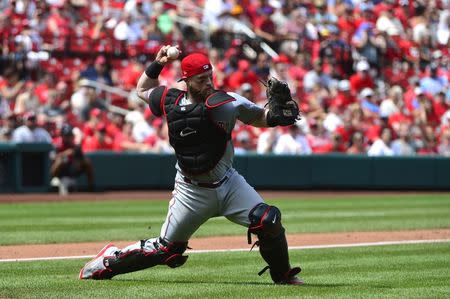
xmin=0 ymin=194 xmax=450 ymax=245
xmin=0 ymin=243 xmax=449 ymax=299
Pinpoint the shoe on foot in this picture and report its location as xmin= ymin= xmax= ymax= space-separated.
xmin=79 ymin=243 xmax=118 ymax=280
xmin=274 ymin=267 xmax=304 ymax=285
xmin=280 ymin=275 xmax=304 ymax=285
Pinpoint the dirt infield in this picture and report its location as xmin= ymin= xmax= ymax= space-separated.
xmin=2 ymin=190 xmax=450 ymax=203
xmin=1 ymin=229 xmax=449 ymax=260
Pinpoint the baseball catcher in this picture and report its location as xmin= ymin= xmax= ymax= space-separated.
xmin=79 ymin=46 xmax=304 ymax=285
xmin=265 ymin=77 xmax=301 ymax=127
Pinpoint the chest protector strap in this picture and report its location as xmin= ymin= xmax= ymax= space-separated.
xmin=164 ymin=90 xmax=234 ymax=175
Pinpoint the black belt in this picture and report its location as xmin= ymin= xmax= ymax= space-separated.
xmin=183 ymin=175 xmax=228 ymax=188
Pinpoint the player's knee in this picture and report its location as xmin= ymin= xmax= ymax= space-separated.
xmin=157 ymin=238 xmax=188 ymax=268
xmin=248 ymin=203 xmax=283 ymax=238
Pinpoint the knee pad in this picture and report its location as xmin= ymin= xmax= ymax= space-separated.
xmin=248 ymin=203 xmax=283 ymax=243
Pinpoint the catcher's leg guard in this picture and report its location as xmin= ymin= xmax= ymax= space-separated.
xmin=103 ymin=237 xmax=188 ymax=278
xmin=248 ymin=203 xmax=302 ymax=284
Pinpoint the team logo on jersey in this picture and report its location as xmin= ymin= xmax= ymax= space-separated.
xmin=216 ymin=121 xmax=228 ymax=131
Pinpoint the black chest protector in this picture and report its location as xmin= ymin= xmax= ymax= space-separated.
xmin=164 ymin=89 xmax=234 ymax=175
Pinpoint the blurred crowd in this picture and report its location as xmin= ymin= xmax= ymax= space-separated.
xmin=0 ymin=0 xmax=449 ymax=156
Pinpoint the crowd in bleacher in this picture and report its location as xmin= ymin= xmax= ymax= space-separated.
xmin=0 ymin=0 xmax=449 ymax=156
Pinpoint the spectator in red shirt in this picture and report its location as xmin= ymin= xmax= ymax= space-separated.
xmin=306 ymin=119 xmax=333 ymax=153
xmin=383 ymin=59 xmax=413 ymax=89
xmin=82 ymin=108 xmax=103 ymax=138
xmin=227 ymin=59 xmax=260 ymax=92
xmin=253 ymin=5 xmax=278 ymax=50
xmin=83 ymin=123 xmax=113 ymax=152
xmin=337 ymin=4 xmax=357 ymax=41
xmin=331 ymin=79 xmax=356 ymax=109
xmin=106 ymin=112 xmax=125 ymax=137
xmin=434 ymin=91 xmax=449 ymax=120
xmin=47 ymin=5 xmax=72 ymax=37
xmin=113 ymin=121 xmax=151 ymax=152
xmin=349 ymin=60 xmax=374 ymax=94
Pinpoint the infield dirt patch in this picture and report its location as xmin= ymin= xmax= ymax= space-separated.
xmin=1 ymin=229 xmax=449 ymax=260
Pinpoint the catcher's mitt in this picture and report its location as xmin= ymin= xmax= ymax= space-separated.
xmin=265 ymin=77 xmax=301 ymax=127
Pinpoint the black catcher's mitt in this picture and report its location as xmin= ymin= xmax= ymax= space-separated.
xmin=265 ymin=77 xmax=301 ymax=127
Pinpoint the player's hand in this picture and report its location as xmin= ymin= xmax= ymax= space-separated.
xmin=155 ymin=45 xmax=180 ymax=65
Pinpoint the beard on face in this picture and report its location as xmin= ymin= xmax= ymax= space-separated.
xmin=188 ymin=84 xmax=215 ymax=102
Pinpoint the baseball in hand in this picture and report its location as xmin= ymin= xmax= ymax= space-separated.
xmin=167 ymin=47 xmax=180 ymax=59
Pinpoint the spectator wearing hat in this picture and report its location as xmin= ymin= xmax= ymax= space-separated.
xmin=359 ymin=87 xmax=380 ymax=119
xmin=51 ymin=124 xmax=94 ymax=195
xmin=331 ymin=79 xmax=356 ymax=109
xmin=80 ymin=56 xmax=113 ymax=86
xmin=349 ymin=60 xmax=374 ymax=93
xmin=228 ymin=59 xmax=260 ymax=93
xmin=270 ymin=55 xmax=298 ymax=96
xmin=11 ymin=112 xmax=52 ymax=143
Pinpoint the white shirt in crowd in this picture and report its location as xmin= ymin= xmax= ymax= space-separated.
xmin=257 ymin=129 xmax=279 ymax=154
xmin=367 ymin=139 xmax=394 ymax=156
xmin=11 ymin=126 xmax=52 ymax=143
xmin=274 ymin=133 xmax=312 ymax=155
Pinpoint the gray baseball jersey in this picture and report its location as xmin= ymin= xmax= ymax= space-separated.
xmin=146 ymin=89 xmax=266 ymax=243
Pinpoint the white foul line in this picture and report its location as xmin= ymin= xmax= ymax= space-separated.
xmin=0 ymin=238 xmax=449 ymax=263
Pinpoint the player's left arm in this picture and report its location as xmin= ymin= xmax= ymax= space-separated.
xmin=229 ymin=92 xmax=270 ymax=127
xmin=250 ymin=109 xmax=270 ymax=127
